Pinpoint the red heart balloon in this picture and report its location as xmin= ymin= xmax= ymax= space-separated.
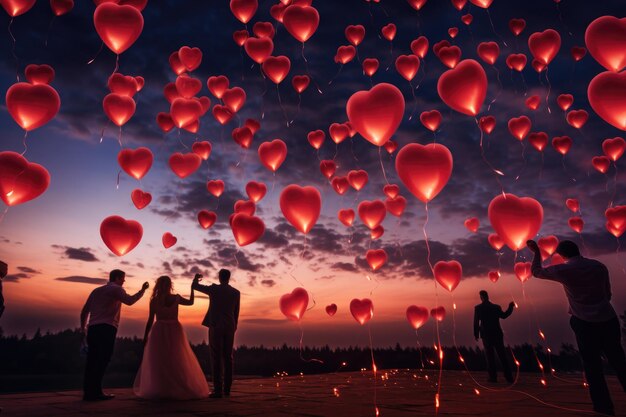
xmin=566 ymin=109 xmax=588 ymax=129
xmin=234 ymin=201 xmax=254 ymax=216
xmin=362 ymin=58 xmax=379 ymax=77
xmin=345 ymin=24 xmax=365 ymax=46
xmin=191 ymin=141 xmax=212 ymax=160
xmin=207 ymin=75 xmax=229 ymax=99
xmin=325 ymin=303 xmax=338 ymax=317
xmin=25 ymin=64 xmax=55 ymax=85
xmin=178 ymin=46 xmax=202 ymax=71
xmin=461 ymin=13 xmax=473 ymax=26
xmin=477 ymin=41 xmax=499 ymax=65
xmin=0 ymin=151 xmax=50 ymax=206
xmin=451 ymin=0 xmax=467 ymax=11
xmin=430 ymin=306 xmax=446 ymax=322
xmin=328 ymin=123 xmax=350 ymax=144
xmin=253 ymin=21 xmax=275 ymax=39
xmin=175 ymin=74 xmax=202 ymax=98
xmin=488 ymin=194 xmax=543 ymax=251
xmin=347 ymin=170 xmax=368 ymax=191
xmin=319 ymin=160 xmax=336 ymax=179
xmin=358 ymin=200 xmax=386 ymax=229
xmin=538 ymin=235 xmax=559 ymax=260
xmin=229 ymin=0 xmax=257 ymax=23
xmin=100 ymin=215 xmax=143 ymax=256
xmin=163 ymin=82 xmax=181 ymax=103
xmin=244 ymin=36 xmax=273 ymax=64
xmin=244 ymin=118 xmax=260 ymax=134
xmin=366 ymin=249 xmax=387 ymax=271
xmin=585 ymin=16 xmax=626 ymax=72
xmin=335 ymin=45 xmax=356 ymax=64
xmin=169 ymin=152 xmax=202 ymax=179
xmin=280 ymin=287 xmax=309 ymax=321
xmin=606 ymin=206 xmax=626 ymax=237
xmin=592 ymin=156 xmax=611 ymax=174
xmin=222 ymin=87 xmax=246 ymax=113
xmin=1 ymin=0 xmax=35 ymax=16
xmin=528 ymin=29 xmax=561 ymax=65
xmin=258 ymin=139 xmax=287 ymax=172
xmin=246 ymin=181 xmax=267 ymax=203
xmin=210 ymin=105 xmax=232 ymax=125
xmin=420 ymin=110 xmax=442 ymax=132
xmin=469 ymin=0 xmax=492 ymax=8
xmin=407 ymin=0 xmax=427 ymax=10
xmin=384 ymin=140 xmax=398 ymax=154
xmin=487 ymin=233 xmax=504 ymax=251
xmin=385 ymin=196 xmax=407 ymax=217
xmin=130 ymin=188 xmax=151 ymax=210
xmin=571 ymin=46 xmax=587 ymax=62
xmin=371 ymin=225 xmax=384 ymax=240
xmin=103 ymin=93 xmax=135 ymax=126
xmin=262 ymin=55 xmax=291 ymax=84
xmin=505 ymin=53 xmax=527 ymax=71
xmin=232 ymin=126 xmax=253 ymax=149
xmin=603 ymin=137 xmax=626 ymax=161
xmin=107 ymin=72 xmax=140 ymax=97
xmin=464 ymin=217 xmax=479 ymax=232
xmin=233 ymin=29 xmax=249 ymax=47
xmin=168 ymin=52 xmax=186 ymax=75
xmin=434 ymin=260 xmax=462 ymax=292
xmin=162 ymin=232 xmax=177 ymax=249
xmin=565 ymin=198 xmax=580 ymax=213
xmin=488 ymin=270 xmax=500 ymax=283
xmin=410 ymin=36 xmax=429 ymax=58
xmin=308 ymin=130 xmax=325 ymax=150
xmin=93 ymin=3 xmax=143 ymax=54
xmin=509 ymin=18 xmax=526 ymax=36
xmin=338 ymin=208 xmax=355 ymax=227
xmin=197 ymin=210 xmax=217 ymax=229
xmin=525 ymin=95 xmax=541 ymax=111
xmin=479 ymin=115 xmax=496 ymax=134
xmin=292 ymin=74 xmax=310 ymax=93
xmin=438 ymin=46 xmax=461 ymax=69
xmin=395 ymin=143 xmax=453 ymax=203
xmin=282 ymin=5 xmax=319 ymax=42
xmin=552 ymin=135 xmax=572 ymax=155
xmin=347 ymin=83 xmax=405 ymax=146
xmin=331 ymin=176 xmax=349 ymax=195
xmin=556 ymin=94 xmax=574 ymax=111
xmin=280 ymin=185 xmax=321 ymax=234
xmin=6 ymin=82 xmax=60 ymax=131
xmin=532 ymin=59 xmax=547 ymax=73
xmin=508 ymin=116 xmax=531 ymax=140
xmin=350 ymin=298 xmax=374 ymax=325
xmin=588 ymin=71 xmax=626 ymax=130
xmin=50 ymin=0 xmax=74 ymax=15
xmin=383 ymin=184 xmax=400 ymax=199
xmin=170 ymin=97 xmax=202 ymax=129
xmin=118 ymin=147 xmax=153 ymax=179
xmin=448 ymin=27 xmax=459 ymax=38
xmin=514 ymin=262 xmax=531 ymax=283
xmin=406 ymin=305 xmax=429 ymax=330
xmin=206 ymin=179 xmax=224 ymax=197
xmin=528 ymin=131 xmax=548 ymax=152
xmin=437 ymin=59 xmax=487 ymax=116
xmin=381 ymin=23 xmax=396 ymax=41
xmin=231 ymin=213 xmax=265 ymax=246
xmin=395 ymin=54 xmax=420 ymax=81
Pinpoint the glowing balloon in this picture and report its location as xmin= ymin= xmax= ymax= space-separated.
xmin=488 ymin=194 xmax=543 ymax=251
xmin=406 ymin=306 xmax=429 ymax=330
xmin=588 ymin=71 xmax=626 ymax=130
xmin=585 ymin=16 xmax=626 ymax=72
xmin=130 ymin=189 xmax=151 ymax=210
xmin=292 ymin=75 xmax=310 ymax=93
xmin=258 ymin=139 xmax=287 ymax=172
xmin=262 ymin=55 xmax=291 ymax=84
xmin=528 ymin=29 xmax=561 ymax=65
xmin=603 ymin=137 xmax=626 ymax=161
xmin=244 ymin=37 xmax=274 ymax=64
xmin=191 ymin=141 xmax=212 ymax=161
xmin=231 ymin=213 xmax=265 ymax=246
xmin=100 ymin=215 xmax=143 ymax=256
xmin=538 ymin=235 xmax=559 ymax=260
xmin=410 ymin=36 xmax=429 ymax=58
xmin=331 ymin=176 xmax=349 ymax=195
xmin=592 ymin=156 xmax=611 ymax=174
xmin=206 ymin=180 xmax=224 ymax=197
xmin=437 ymin=59 xmax=487 ymax=116
xmin=197 ymin=210 xmax=217 ymax=229
xmin=509 ymin=18 xmax=526 ymax=36
xmin=395 ymin=143 xmax=453 ymax=203
xmin=25 ymin=64 xmax=55 ymax=85
xmin=430 ymin=306 xmax=446 ymax=322
xmin=1 ymin=0 xmax=35 ymax=16
xmin=0 ymin=151 xmax=50 ymax=206
xmin=606 ymin=206 xmax=626 ymax=237
xmin=528 ymin=132 xmax=548 ymax=152
xmin=479 ymin=115 xmax=496 ymax=134
xmin=487 ymin=233 xmax=504 ymax=251
xmin=103 ymin=93 xmax=135 ymax=126
xmin=477 ymin=41 xmax=500 ymax=65
xmin=118 ymin=147 xmax=153 ymax=180
xmin=280 ymin=288 xmax=309 ymax=321
xmin=420 ymin=110 xmax=442 ymax=132
xmin=6 ymin=82 xmax=60 ymax=131
xmin=325 ymin=304 xmax=338 ymax=316
xmin=383 ymin=184 xmax=400 ymax=199
xmin=566 ymin=110 xmax=588 ymax=129
xmin=514 ymin=262 xmax=531 ymax=283
xmin=552 ymin=136 xmax=572 ymax=155
xmin=433 ymin=260 xmax=462 ymax=292
xmin=347 ymin=170 xmax=368 ymax=191
xmin=162 ymin=232 xmax=177 ymax=249
xmin=345 ymin=24 xmax=365 ymax=46
xmin=280 ymin=185 xmax=321 ymax=234
xmin=229 ymin=0 xmax=257 ymax=23
xmin=385 ymin=196 xmax=407 ymax=217
xmin=464 ymin=217 xmax=479 ymax=233
xmin=282 ymin=5 xmax=319 ymax=42
xmin=338 ymin=208 xmax=355 ymax=227
xmin=308 ymin=130 xmax=325 ymax=149
xmin=557 ymin=94 xmax=574 ymax=111
xmin=350 ymin=298 xmax=373 ymax=325
xmin=93 ymin=3 xmax=144 ymax=54
xmin=508 ymin=116 xmax=531 ymax=140
xmin=358 ymin=200 xmax=386 ymax=229
xmin=395 ymin=54 xmax=420 ymax=81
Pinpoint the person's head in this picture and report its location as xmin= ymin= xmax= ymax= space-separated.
xmin=479 ymin=290 xmax=489 ymax=302
xmin=219 ymin=269 xmax=231 ymax=284
xmin=109 ymin=269 xmax=125 ymax=285
xmin=555 ymin=240 xmax=580 ymax=259
xmin=151 ymin=275 xmax=173 ymax=303
xmin=0 ymin=261 xmax=7 ymax=279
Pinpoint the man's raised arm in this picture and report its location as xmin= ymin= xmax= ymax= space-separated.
xmin=117 ymin=282 xmax=149 ymax=305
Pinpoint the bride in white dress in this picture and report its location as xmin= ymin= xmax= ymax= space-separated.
xmin=134 ymin=274 xmax=209 ymax=399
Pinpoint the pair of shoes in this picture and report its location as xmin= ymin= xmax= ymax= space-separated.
xmin=83 ymin=393 xmax=115 ymax=401
xmin=208 ymin=392 xmax=223 ymax=399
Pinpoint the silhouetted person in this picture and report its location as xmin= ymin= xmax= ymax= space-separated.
xmin=528 ymin=239 xmax=626 ymax=416
xmin=474 ymin=290 xmax=515 ymax=383
xmin=193 ymin=269 xmax=240 ymax=398
xmin=80 ymin=269 xmax=148 ymax=401
xmin=0 ymin=261 xmax=7 ymax=318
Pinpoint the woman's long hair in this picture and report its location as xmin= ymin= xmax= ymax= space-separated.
xmin=150 ymin=275 xmax=173 ymax=305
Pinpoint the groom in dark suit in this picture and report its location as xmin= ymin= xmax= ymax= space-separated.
xmin=193 ymin=269 xmax=240 ymax=398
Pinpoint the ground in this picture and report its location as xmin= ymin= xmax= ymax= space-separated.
xmin=1 ymin=370 xmax=625 ymax=416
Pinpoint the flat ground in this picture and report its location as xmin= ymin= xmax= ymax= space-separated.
xmin=1 ymin=370 xmax=625 ymax=416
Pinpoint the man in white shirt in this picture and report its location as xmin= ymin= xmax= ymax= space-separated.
xmin=80 ymin=269 xmax=148 ymax=401
xmin=527 ymin=239 xmax=626 ymax=416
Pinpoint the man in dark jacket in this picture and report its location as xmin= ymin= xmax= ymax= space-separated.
xmin=474 ymin=290 xmax=515 ymax=383
xmin=193 ymin=269 xmax=240 ymax=398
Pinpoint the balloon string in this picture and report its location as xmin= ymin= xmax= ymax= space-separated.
xmin=486 ymin=8 xmax=507 ymax=47
xmin=115 ymin=170 xmax=121 ymax=190
xmin=514 ymin=141 xmax=527 ymax=181
xmin=408 ymin=81 xmax=418 ymax=121
xmin=177 ymin=129 xmax=189 ymax=150
xmin=474 ymin=118 xmax=505 ymax=193
xmin=20 ymin=131 xmax=28 ymax=156
xmin=117 ymin=126 xmax=123 ymax=148
xmin=276 ymin=84 xmax=289 ymax=128
xmin=288 ymin=235 xmax=307 ymax=288
xmin=289 ymin=94 xmax=302 ymax=125
xmin=327 ymin=64 xmax=343 ymax=85
xmin=8 ymin=17 xmax=19 ymax=82
xmin=0 ymin=206 xmax=9 ymax=224
xmin=87 ymin=42 xmax=104 ymax=65
xmin=378 ymin=147 xmax=389 ymax=185
xmin=298 ymin=322 xmax=323 ymax=363
xmin=301 ymin=43 xmax=323 ymax=95
xmin=350 ymin=138 xmax=361 ymax=168
xmin=487 ymin=66 xmax=502 ymax=111
xmin=367 ymin=324 xmax=379 ymax=417
xmin=385 ymin=40 xmax=393 ymax=71
xmin=520 ymin=72 xmax=528 ymax=96
xmin=544 ymin=67 xmax=552 ymax=114
xmin=609 ymin=162 xmax=618 ymax=208
xmin=415 ymin=330 xmax=425 ymax=369
xmin=113 ymin=54 xmax=120 ymax=76
xmin=44 ymin=16 xmax=56 ymax=48
xmin=561 ymin=156 xmax=577 ymax=183
xmin=521 ymin=282 xmax=547 ymax=386
xmin=555 ymin=2 xmax=574 ymax=37
xmin=233 ymin=249 xmax=240 ymax=269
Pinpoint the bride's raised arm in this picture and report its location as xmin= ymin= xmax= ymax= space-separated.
xmin=179 ymin=273 xmax=201 ymax=306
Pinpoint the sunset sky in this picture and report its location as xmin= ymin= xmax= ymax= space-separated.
xmin=0 ymin=0 xmax=624 ymax=350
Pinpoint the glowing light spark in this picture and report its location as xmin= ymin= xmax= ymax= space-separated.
xmin=547 ymin=348 xmax=552 ymax=353
xmin=435 ymin=393 xmax=440 ymax=409
xmin=341 ymin=362 xmax=347 ymax=366
xmin=439 ymin=350 xmax=444 ymax=360
xmin=376 ymin=406 xmax=380 ymax=416
xmin=514 ymin=302 xmax=519 ymax=308
xmin=333 ymin=387 xmax=340 ymax=397
xmin=515 ymin=360 xmax=521 ymax=366
xmin=453 ymin=303 xmax=457 ymax=310
xmin=538 ymin=362 xmax=544 ymax=371
xmin=474 ymin=388 xmax=480 ymax=395
xmin=366 ymin=275 xmax=372 ymax=281
xmin=458 ymin=356 xmax=465 ymax=363
xmin=6 ymin=190 xmax=14 ymax=197
xmin=428 ymin=360 xmax=435 ymax=365
xmin=540 ymin=379 xmax=546 ymax=386
xmin=539 ymin=330 xmax=545 ymax=340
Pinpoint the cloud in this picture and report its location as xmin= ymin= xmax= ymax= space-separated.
xmin=52 ymin=245 xmax=99 ymax=262
xmin=17 ymin=266 xmax=41 ymax=274
xmin=261 ymin=279 xmax=276 ymax=287
xmin=3 ymin=273 xmax=29 ymax=282
xmin=55 ymin=276 xmax=108 ymax=285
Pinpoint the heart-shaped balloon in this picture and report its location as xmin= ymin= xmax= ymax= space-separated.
xmin=371 ymin=225 xmax=384 ymax=240
xmin=437 ymin=59 xmax=487 ymax=116
xmin=103 ymin=93 xmax=135 ymax=126
xmin=538 ymin=235 xmax=559 ymax=260
xmin=338 ymin=208 xmax=355 ymax=227
xmin=434 ymin=260 xmax=462 ymax=292
xmin=175 ymin=74 xmax=202 ymax=98
xmin=347 ymin=83 xmax=405 ymax=146
xmin=244 ymin=36 xmax=273 ymax=64
xmin=557 ymin=94 xmax=574 ymax=111
xmin=222 ymin=87 xmax=246 ymax=113
xmin=211 ymin=105 xmax=233 ymax=125
xmin=347 ymin=170 xmax=368 ymax=191
xmin=319 ymin=160 xmax=336 ymax=179
xmin=383 ymin=184 xmax=400 ymax=199
xmin=350 ymin=298 xmax=374 ymax=325
xmin=130 ymin=188 xmax=151 ymax=210
xmin=207 ymin=75 xmax=229 ymax=99
xmin=50 ymin=0 xmax=74 ymax=15
xmin=566 ymin=109 xmax=588 ymax=129
xmin=514 ymin=262 xmax=531 ymax=283
xmin=477 ymin=41 xmax=499 ymax=65
xmin=345 ymin=24 xmax=365 ymax=46
xmin=245 ymin=118 xmax=260 ymax=134
xmin=438 ymin=46 xmax=461 ymax=68
xmin=588 ymin=71 xmax=626 ymax=130
xmin=283 ymin=5 xmax=319 ymax=42
xmin=410 ymin=36 xmax=429 ymax=58
xmin=197 ymin=210 xmax=217 ymax=229
xmin=488 ymin=270 xmax=500 ymax=283
xmin=335 ymin=45 xmax=356 ymax=64
xmin=592 ymin=156 xmax=611 ymax=174
xmin=169 ymin=152 xmax=202 ymax=179
xmin=93 ymin=3 xmax=144 ymax=54
xmin=246 ymin=181 xmax=267 ymax=203
xmin=118 ymin=147 xmax=153 ymax=180
xmin=552 ymin=136 xmax=572 ymax=155
xmin=571 ymin=46 xmax=587 ymax=62
xmin=420 ymin=110 xmax=442 ymax=132
xmin=585 ymin=16 xmax=626 ymax=72
xmin=25 ymin=64 xmax=55 ymax=85
xmin=469 ymin=0 xmax=492 ymax=8
xmin=325 ymin=303 xmax=338 ymax=316
xmin=6 ymin=82 xmax=60 ymax=131
xmin=362 ymin=58 xmax=379 ymax=76
xmin=107 ymin=72 xmax=140 ymax=97
xmin=231 ymin=213 xmax=265 ymax=246
xmin=528 ymin=29 xmax=561 ymax=65
xmin=232 ymin=126 xmax=253 ymax=149
xmin=280 ymin=287 xmax=309 ymax=321
xmin=170 ymin=97 xmax=203 ymax=129
xmin=258 ymin=139 xmax=287 ymax=172
xmin=162 ymin=232 xmax=177 ymax=249
xmin=603 ymin=137 xmax=626 ymax=161
xmin=1 ymin=0 xmax=36 ymax=16
xmin=308 ymin=130 xmax=325 ymax=150
xmin=395 ymin=54 xmax=420 ymax=81
xmin=280 ymin=185 xmax=321 ymax=234
xmin=395 ymin=143 xmax=453 ymax=203
xmin=525 ymin=95 xmax=541 ymax=111
xmin=191 ymin=141 xmax=212 ymax=160
xmin=0 ymin=152 xmax=50 ymax=206
xmin=509 ymin=18 xmax=526 ymax=36
xmin=606 ymin=206 xmax=626 ymax=237
xmin=488 ymin=194 xmax=543 ymax=251
xmin=262 ymin=55 xmax=291 ymax=84
xmin=331 ymin=176 xmax=349 ymax=195
xmin=430 ymin=306 xmax=446 ymax=322
xmin=206 ymin=180 xmax=224 ymax=197
xmin=329 ymin=123 xmax=350 ymax=144
xmin=292 ymin=74 xmax=310 ymax=93
xmin=565 ymin=198 xmax=580 ymax=213
xmin=381 ymin=23 xmax=396 ymax=41
xmin=178 ymin=46 xmax=202 ymax=71
xmin=234 ymin=200 xmax=256 ymax=216
xmin=385 ymin=196 xmax=407 ymax=217
xmin=464 ymin=217 xmax=479 ymax=233
xmin=568 ymin=216 xmax=584 ymax=233
xmin=230 ymin=0 xmax=257 ymax=23
xmin=508 ymin=116 xmax=531 ymax=140
xmin=100 ymin=215 xmax=143 ymax=256
xmin=528 ymin=131 xmax=548 ymax=152
xmin=253 ymin=21 xmax=275 ymax=39
xmin=233 ymin=29 xmax=249 ymax=47
xmin=366 ymin=249 xmax=387 ymax=271
xmin=487 ymin=233 xmax=504 ymax=251
xmin=358 ymin=200 xmax=386 ymax=229
xmin=506 ymin=53 xmax=527 ymax=71
xmin=406 ymin=305 xmax=429 ymax=330
xmin=479 ymin=115 xmax=496 ymax=134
